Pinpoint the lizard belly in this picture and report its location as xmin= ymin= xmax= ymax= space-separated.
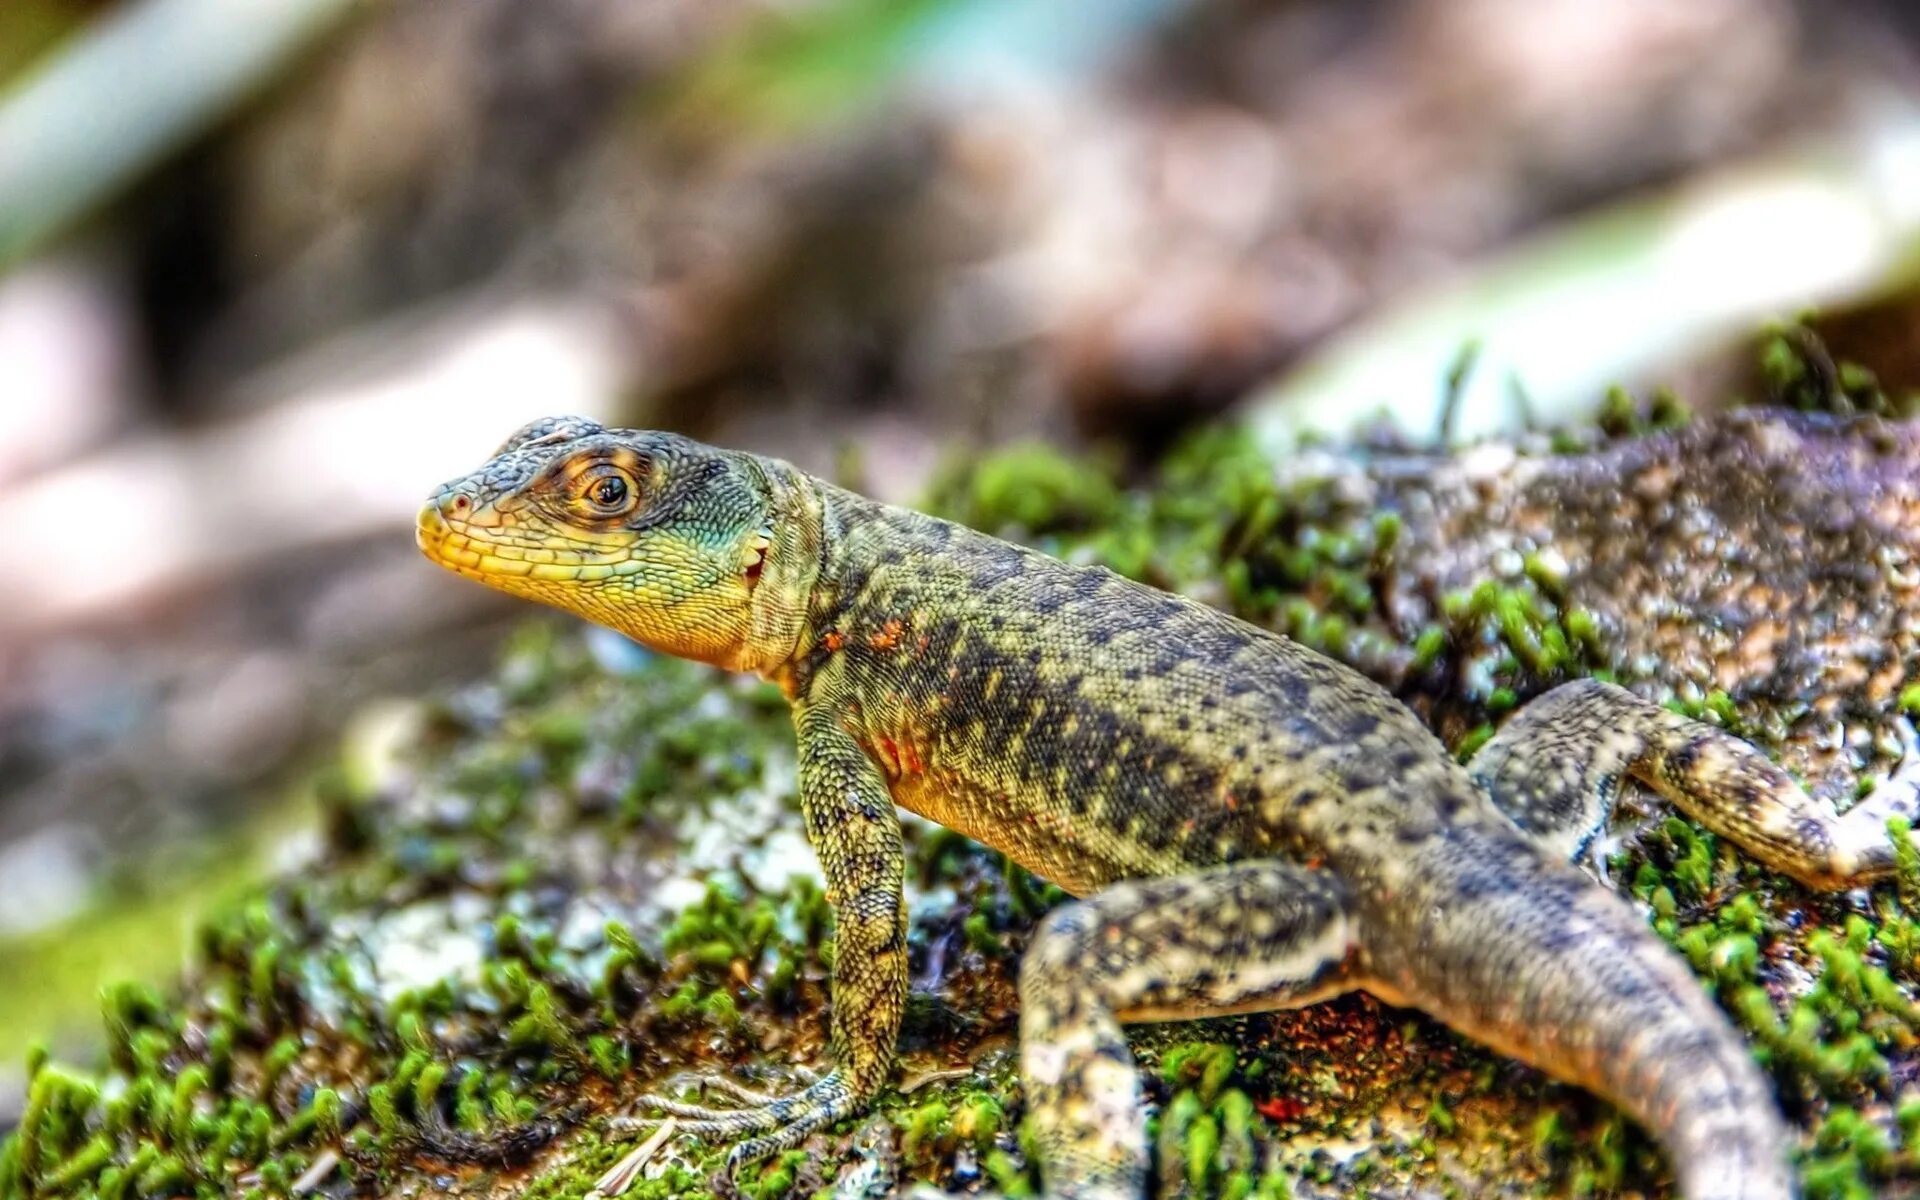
xmin=888 ymin=770 xmax=1176 ymax=897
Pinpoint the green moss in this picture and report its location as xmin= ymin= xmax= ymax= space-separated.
xmin=0 ymin=638 xmax=824 ymax=1197
xmin=924 ymin=442 xmax=1125 ymax=536
xmin=508 ymin=983 xmax=583 ymax=1057
xmin=0 ymin=835 xmax=279 ymax=1073
xmin=1596 ymin=385 xmax=1692 ymax=438
xmin=735 ymin=1148 xmax=810 ymax=1198
xmin=1161 ymin=1042 xmax=1238 ymax=1106
xmin=984 ymin=1146 xmax=1037 ymax=1196
xmin=1755 ymin=322 xmax=1918 ymax=420
xmin=962 ymin=912 xmax=1008 ymax=957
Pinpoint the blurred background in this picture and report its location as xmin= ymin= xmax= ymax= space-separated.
xmin=5 ymin=0 xmax=1920 ymax=1121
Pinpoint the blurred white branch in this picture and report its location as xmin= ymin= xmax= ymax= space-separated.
xmin=0 ymin=0 xmax=362 ymax=265
xmin=1250 ymin=101 xmax=1920 ymax=449
xmin=0 ymin=298 xmax=629 ymax=633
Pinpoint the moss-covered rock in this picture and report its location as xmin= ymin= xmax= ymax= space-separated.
xmin=9 ymin=335 xmax=1920 ymax=1197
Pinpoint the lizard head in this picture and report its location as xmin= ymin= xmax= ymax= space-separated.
xmin=418 ymin=417 xmax=807 ymax=672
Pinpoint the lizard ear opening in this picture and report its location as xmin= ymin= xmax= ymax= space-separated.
xmin=743 ymin=527 xmax=772 ymax=591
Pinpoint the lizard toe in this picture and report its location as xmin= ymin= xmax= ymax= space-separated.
xmin=610 ymin=1071 xmax=864 ymax=1187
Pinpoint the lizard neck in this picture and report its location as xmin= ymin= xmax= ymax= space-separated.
xmin=755 ymin=474 xmax=929 ymax=699
xmin=737 ymin=454 xmax=828 ymax=683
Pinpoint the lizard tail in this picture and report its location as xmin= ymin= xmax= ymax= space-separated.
xmin=1369 ymin=826 xmax=1795 ymax=1200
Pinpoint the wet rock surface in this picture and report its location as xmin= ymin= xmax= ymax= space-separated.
xmin=1269 ymin=407 xmax=1920 ymax=802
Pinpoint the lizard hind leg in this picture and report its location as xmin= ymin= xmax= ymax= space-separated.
xmin=1016 ymin=862 xmax=1357 ymax=1200
xmin=1468 ymin=677 xmax=1918 ymax=889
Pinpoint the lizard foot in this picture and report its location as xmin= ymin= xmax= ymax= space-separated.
xmin=607 ymin=1068 xmax=859 ymax=1182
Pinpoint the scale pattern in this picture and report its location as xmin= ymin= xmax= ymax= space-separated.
xmin=419 ymin=419 xmax=1920 ymax=1200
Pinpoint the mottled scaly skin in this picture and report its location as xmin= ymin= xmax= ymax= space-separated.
xmin=420 ymin=420 xmax=1920 ymax=1200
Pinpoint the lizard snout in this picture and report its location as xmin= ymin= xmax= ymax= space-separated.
xmin=416 ymin=484 xmax=481 ymax=555
xmin=434 ymin=484 xmax=476 ymax=520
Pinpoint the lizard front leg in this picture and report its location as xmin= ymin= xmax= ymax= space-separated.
xmin=616 ymin=700 xmax=908 ymax=1180
xmin=1017 ymin=863 xmax=1356 ymax=1200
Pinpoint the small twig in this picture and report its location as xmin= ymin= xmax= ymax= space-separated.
xmin=290 ymin=1148 xmax=341 ymax=1196
xmin=587 ymin=1119 xmax=678 ymax=1199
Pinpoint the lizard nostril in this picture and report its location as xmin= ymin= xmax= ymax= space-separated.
xmin=450 ymin=494 xmax=470 ymax=514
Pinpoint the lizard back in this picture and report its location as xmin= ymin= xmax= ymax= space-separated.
xmin=787 ymin=485 xmax=1476 ymax=897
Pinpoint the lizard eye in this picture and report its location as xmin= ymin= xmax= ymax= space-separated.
xmin=592 ymin=475 xmax=628 ymax=508
xmin=577 ymin=467 xmax=638 ymax=516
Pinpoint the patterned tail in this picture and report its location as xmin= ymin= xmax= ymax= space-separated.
xmin=1369 ymin=826 xmax=1795 ymax=1200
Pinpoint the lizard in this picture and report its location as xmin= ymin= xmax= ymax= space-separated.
xmin=416 ymin=416 xmax=1920 ymax=1200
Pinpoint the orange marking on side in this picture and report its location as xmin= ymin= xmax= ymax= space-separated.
xmin=874 ymin=730 xmax=927 ymax=777
xmin=868 ymin=618 xmax=905 ymax=650
xmin=824 ymin=630 xmax=845 ymax=652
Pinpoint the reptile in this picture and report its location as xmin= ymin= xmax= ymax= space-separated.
xmin=417 ymin=416 xmax=1920 ymax=1200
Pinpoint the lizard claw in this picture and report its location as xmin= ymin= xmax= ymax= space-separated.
xmin=609 ymin=1097 xmax=777 ymax=1129
xmin=646 ymin=1069 xmax=797 ymax=1108
xmin=682 ymin=1073 xmax=783 ymax=1107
